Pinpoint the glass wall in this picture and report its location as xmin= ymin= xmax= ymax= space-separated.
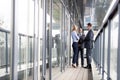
xmin=39 ymin=0 xmax=72 ymax=79
xmin=0 ymin=0 xmax=73 ymax=80
xmin=0 ymin=0 xmax=12 ymax=80
xmin=17 ymin=0 xmax=34 ymax=80
xmin=51 ymin=0 xmax=62 ymax=79
xmin=110 ymin=13 xmax=118 ymax=80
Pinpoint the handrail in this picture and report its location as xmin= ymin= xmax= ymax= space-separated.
xmin=0 ymin=28 xmax=34 ymax=38
xmin=0 ymin=28 xmax=10 ymax=33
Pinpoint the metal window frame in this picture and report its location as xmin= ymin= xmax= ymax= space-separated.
xmin=33 ymin=0 xmax=39 ymax=80
xmin=107 ymin=20 xmax=111 ymax=80
xmin=117 ymin=3 xmax=120 ymax=80
xmin=5 ymin=32 xmax=8 ymax=73
xmin=100 ymin=32 xmax=103 ymax=74
xmin=11 ymin=0 xmax=19 ymax=80
xmin=99 ymin=33 xmax=102 ymax=74
xmin=102 ymin=28 xmax=105 ymax=80
xmin=42 ymin=0 xmax=47 ymax=79
xmin=62 ymin=5 xmax=65 ymax=71
xmin=61 ymin=5 xmax=66 ymax=72
xmin=38 ymin=0 xmax=41 ymax=80
xmin=49 ymin=0 xmax=52 ymax=80
xmin=98 ymin=36 xmax=100 ymax=70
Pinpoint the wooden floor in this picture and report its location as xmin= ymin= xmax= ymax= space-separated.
xmin=52 ymin=66 xmax=93 ymax=80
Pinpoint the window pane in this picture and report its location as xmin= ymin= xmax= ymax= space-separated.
xmin=110 ymin=13 xmax=118 ymax=80
xmin=90 ymin=0 xmax=113 ymax=29
xmin=51 ymin=0 xmax=62 ymax=79
xmin=0 ymin=0 xmax=12 ymax=80
xmin=104 ymin=26 xmax=108 ymax=79
xmin=17 ymin=0 xmax=34 ymax=80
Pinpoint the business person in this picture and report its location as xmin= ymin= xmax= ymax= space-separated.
xmin=71 ymin=25 xmax=79 ymax=68
xmin=77 ymin=28 xmax=85 ymax=67
xmin=84 ymin=23 xmax=94 ymax=69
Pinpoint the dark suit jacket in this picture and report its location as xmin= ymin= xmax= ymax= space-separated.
xmin=78 ymin=33 xmax=85 ymax=49
xmin=84 ymin=29 xmax=94 ymax=49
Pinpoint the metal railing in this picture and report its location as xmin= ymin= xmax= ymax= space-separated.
xmin=93 ymin=1 xmax=119 ymax=80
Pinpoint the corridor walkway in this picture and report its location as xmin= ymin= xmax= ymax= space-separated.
xmin=53 ymin=66 xmax=93 ymax=80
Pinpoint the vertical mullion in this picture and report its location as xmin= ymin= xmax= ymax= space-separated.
xmin=61 ymin=5 xmax=64 ymax=72
xmin=5 ymin=32 xmax=8 ymax=73
xmin=99 ymin=34 xmax=101 ymax=74
xmin=102 ymin=28 xmax=105 ymax=80
xmin=49 ymin=0 xmax=52 ymax=80
xmin=69 ymin=17 xmax=72 ymax=66
xmin=38 ymin=0 xmax=40 ymax=80
xmin=42 ymin=0 xmax=47 ymax=79
xmin=63 ymin=6 xmax=65 ymax=71
xmin=107 ymin=20 xmax=111 ymax=80
xmin=117 ymin=3 xmax=120 ymax=80
xmin=100 ymin=33 xmax=103 ymax=74
xmin=97 ymin=37 xmax=99 ymax=69
xmin=68 ymin=15 xmax=71 ymax=66
xmin=19 ymin=35 xmax=21 ymax=69
xmin=97 ymin=36 xmax=99 ymax=71
xmin=33 ymin=0 xmax=39 ymax=80
xmin=33 ymin=0 xmax=36 ymax=80
xmin=60 ymin=4 xmax=63 ymax=72
xmin=11 ymin=0 xmax=18 ymax=79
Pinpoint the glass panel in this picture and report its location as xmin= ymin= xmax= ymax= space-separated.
xmin=64 ymin=11 xmax=70 ymax=66
xmin=0 ymin=0 xmax=12 ymax=80
xmin=104 ymin=26 xmax=108 ymax=79
xmin=18 ymin=36 xmax=27 ymax=80
xmin=17 ymin=0 xmax=34 ymax=80
xmin=51 ymin=0 xmax=62 ymax=79
xmin=90 ymin=0 xmax=113 ymax=29
xmin=27 ymin=37 xmax=34 ymax=80
xmin=110 ymin=13 xmax=118 ymax=80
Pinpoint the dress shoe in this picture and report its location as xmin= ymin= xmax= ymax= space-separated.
xmin=84 ymin=65 xmax=89 ymax=69
xmin=72 ymin=64 xmax=76 ymax=68
xmin=76 ymin=64 xmax=79 ymax=67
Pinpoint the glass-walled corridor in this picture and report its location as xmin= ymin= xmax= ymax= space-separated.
xmin=0 ymin=0 xmax=79 ymax=80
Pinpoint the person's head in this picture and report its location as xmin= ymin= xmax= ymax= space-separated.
xmin=72 ymin=25 xmax=78 ymax=31
xmin=87 ymin=23 xmax=92 ymax=30
xmin=79 ymin=28 xmax=83 ymax=33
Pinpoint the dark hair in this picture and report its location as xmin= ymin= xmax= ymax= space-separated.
xmin=87 ymin=23 xmax=92 ymax=26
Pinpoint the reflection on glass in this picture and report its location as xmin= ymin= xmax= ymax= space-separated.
xmin=0 ymin=0 xmax=11 ymax=80
xmin=17 ymin=0 xmax=34 ymax=80
xmin=93 ymin=0 xmax=113 ymax=29
xmin=50 ymin=0 xmax=61 ymax=79
xmin=110 ymin=13 xmax=118 ymax=80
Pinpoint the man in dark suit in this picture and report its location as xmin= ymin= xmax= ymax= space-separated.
xmin=84 ymin=23 xmax=94 ymax=69
xmin=77 ymin=28 xmax=85 ymax=67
